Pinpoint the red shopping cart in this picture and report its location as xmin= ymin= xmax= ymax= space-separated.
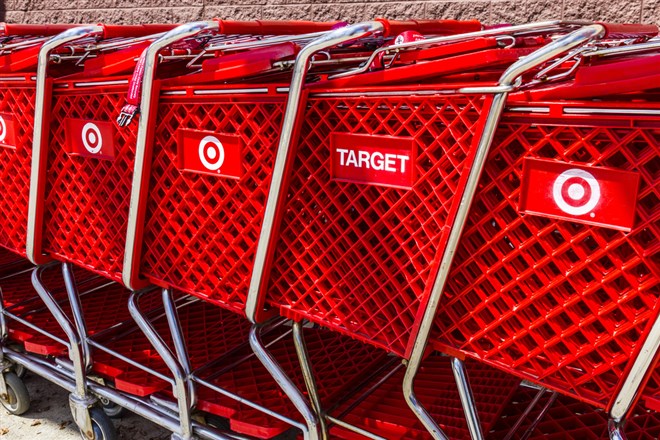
xmin=241 ymin=20 xmax=658 ymax=440
xmin=116 ymin=19 xmax=486 ymax=440
xmin=25 ymin=24 xmax=178 ymax=278
xmin=0 ymin=24 xmax=83 ymax=260
xmin=430 ymin=33 xmax=660 ymax=436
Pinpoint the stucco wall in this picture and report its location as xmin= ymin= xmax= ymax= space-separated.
xmin=0 ymin=0 xmax=658 ymax=27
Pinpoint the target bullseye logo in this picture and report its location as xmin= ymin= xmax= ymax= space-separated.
xmin=178 ymin=129 xmax=243 ymax=179
xmin=81 ymin=122 xmax=103 ymax=154
xmin=520 ymin=158 xmax=640 ymax=232
xmin=552 ymin=168 xmax=601 ymax=217
xmin=0 ymin=115 xmax=7 ymax=143
xmin=198 ymin=135 xmax=225 ymax=172
xmin=65 ymin=118 xmax=115 ymax=159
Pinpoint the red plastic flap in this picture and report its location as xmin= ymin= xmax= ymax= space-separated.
xmin=377 ymin=19 xmax=482 ymax=37
xmin=510 ymin=53 xmax=660 ymax=100
xmin=162 ymin=43 xmax=298 ymax=86
xmin=62 ymin=42 xmax=148 ymax=80
xmin=0 ymin=44 xmax=40 ymax=72
xmin=598 ymin=22 xmax=658 ymax=39
xmin=398 ymin=37 xmax=500 ymax=63
xmin=203 ymin=42 xmax=298 ymax=73
xmin=317 ymin=47 xmax=534 ymax=88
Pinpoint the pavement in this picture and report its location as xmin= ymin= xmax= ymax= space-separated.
xmin=1 ymin=372 xmax=171 ymax=440
xmin=1 ymin=372 xmax=298 ymax=440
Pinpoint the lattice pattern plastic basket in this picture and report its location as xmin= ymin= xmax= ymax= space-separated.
xmin=260 ymin=89 xmax=492 ymax=357
xmin=433 ymin=100 xmax=660 ymax=409
xmin=0 ymin=75 xmax=36 ymax=257
xmin=39 ymin=81 xmax=139 ymax=282
xmin=135 ymin=84 xmax=288 ymax=313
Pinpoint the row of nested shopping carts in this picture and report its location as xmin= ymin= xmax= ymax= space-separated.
xmin=0 ymin=17 xmax=657 ymax=440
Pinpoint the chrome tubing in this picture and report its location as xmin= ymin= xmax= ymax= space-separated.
xmin=451 ymin=358 xmax=484 ymax=440
xmin=62 ymin=262 xmax=92 ymax=371
xmin=163 ymin=288 xmax=197 ymax=408
xmin=32 ymin=265 xmax=97 ymax=439
xmin=31 ymin=265 xmax=88 ymax=399
xmin=123 ymin=20 xmax=220 ymax=291
xmin=26 ymin=25 xmax=104 ymax=265
xmin=4 ymin=348 xmax=237 ymax=440
xmin=610 ymin=313 xmax=660 ymax=421
xmin=128 ymin=289 xmax=195 ymax=440
xmin=249 ymin=324 xmax=322 ymax=440
xmin=402 ymin=24 xmax=607 ymax=440
xmin=608 ymin=419 xmax=626 ymax=440
xmin=292 ymin=322 xmax=328 ymax=439
xmin=246 ymin=20 xmax=386 ymax=323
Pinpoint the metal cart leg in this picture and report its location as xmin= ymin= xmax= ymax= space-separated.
xmin=451 ymin=358 xmax=484 ymax=440
xmin=249 ymin=323 xmax=322 ymax=440
xmin=608 ymin=419 xmax=626 ymax=440
xmin=292 ymin=321 xmax=328 ymax=439
xmin=32 ymin=265 xmax=104 ymax=440
xmin=128 ymin=288 xmax=196 ymax=440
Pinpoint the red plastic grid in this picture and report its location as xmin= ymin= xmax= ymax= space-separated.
xmin=0 ymin=248 xmax=32 ymax=277
xmin=433 ymin=102 xmax=660 ymax=409
xmin=41 ymin=81 xmax=137 ymax=282
xmin=489 ymin=387 xmax=660 ymax=440
xmin=138 ymin=90 xmax=286 ymax=314
xmin=196 ymin=325 xmax=390 ymax=438
xmin=93 ymin=296 xmax=252 ymax=397
xmin=264 ymin=93 xmax=489 ymax=357
xmin=330 ymin=356 xmax=520 ymax=440
xmin=2 ymin=264 xmax=103 ymax=355
xmin=0 ymin=79 xmax=35 ymax=257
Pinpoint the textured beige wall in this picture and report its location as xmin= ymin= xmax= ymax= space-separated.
xmin=0 ymin=0 xmax=658 ymax=25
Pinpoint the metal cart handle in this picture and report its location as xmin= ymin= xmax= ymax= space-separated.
xmin=597 ymin=22 xmax=658 ymax=38
xmin=98 ymin=24 xmax=177 ymax=39
xmin=0 ymin=23 xmax=78 ymax=37
xmin=376 ymin=18 xmax=482 ymax=36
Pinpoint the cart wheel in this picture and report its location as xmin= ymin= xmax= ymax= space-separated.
xmin=0 ymin=372 xmax=30 ymax=415
xmin=99 ymin=397 xmax=125 ymax=419
xmin=85 ymin=407 xmax=117 ymax=440
xmin=206 ymin=414 xmax=230 ymax=431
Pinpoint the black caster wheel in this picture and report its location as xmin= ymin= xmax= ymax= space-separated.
xmin=0 ymin=372 xmax=30 ymax=415
xmin=82 ymin=407 xmax=117 ymax=440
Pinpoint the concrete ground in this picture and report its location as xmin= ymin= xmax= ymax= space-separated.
xmin=1 ymin=372 xmax=176 ymax=440
xmin=1 ymin=372 xmax=298 ymax=440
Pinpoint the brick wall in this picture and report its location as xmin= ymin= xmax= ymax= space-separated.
xmin=1 ymin=0 xmax=658 ymax=26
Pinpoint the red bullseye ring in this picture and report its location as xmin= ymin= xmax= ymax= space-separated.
xmin=552 ymin=168 xmax=601 ymax=216
xmin=198 ymin=135 xmax=225 ymax=171
xmin=81 ymin=122 xmax=103 ymax=154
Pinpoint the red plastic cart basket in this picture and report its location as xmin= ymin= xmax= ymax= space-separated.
xmin=432 ymin=53 xmax=660 ymax=420
xmin=25 ymin=24 xmax=180 ymax=280
xmin=121 ymin=18 xmax=484 ymax=311
xmin=239 ymin=21 xmax=658 ymax=439
xmin=0 ymin=25 xmax=79 ymax=258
